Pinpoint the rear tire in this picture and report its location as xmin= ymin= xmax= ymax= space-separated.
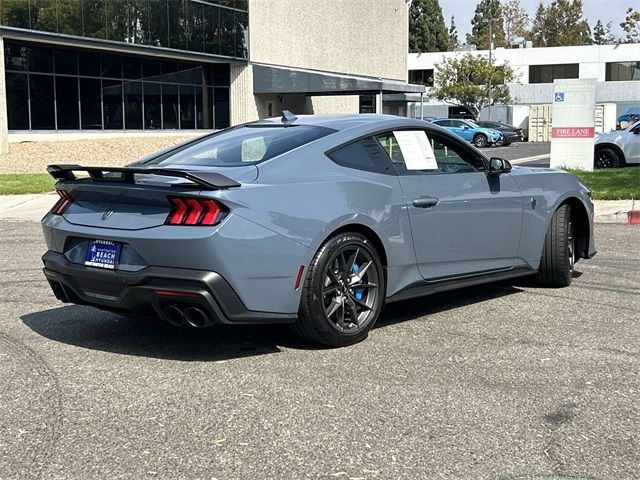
xmin=291 ymin=232 xmax=384 ymax=347
xmin=536 ymin=204 xmax=574 ymax=288
xmin=594 ymin=147 xmax=622 ymax=169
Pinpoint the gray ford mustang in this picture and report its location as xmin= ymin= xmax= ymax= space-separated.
xmin=41 ymin=113 xmax=596 ymax=347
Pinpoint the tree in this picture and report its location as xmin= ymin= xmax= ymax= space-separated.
xmin=432 ymin=53 xmax=518 ymax=118
xmin=620 ymin=8 xmax=640 ymax=43
xmin=502 ymin=0 xmax=529 ymax=46
xmin=593 ymin=20 xmax=618 ymax=45
xmin=530 ymin=2 xmax=547 ymax=47
xmin=593 ymin=20 xmax=606 ymax=44
xmin=467 ymin=0 xmax=506 ymax=49
xmin=532 ymin=0 xmax=591 ymax=47
xmin=409 ymin=0 xmax=449 ymax=53
xmin=448 ymin=15 xmax=459 ymax=50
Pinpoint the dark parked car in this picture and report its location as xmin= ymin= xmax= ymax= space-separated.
xmin=476 ymin=121 xmax=525 ymax=146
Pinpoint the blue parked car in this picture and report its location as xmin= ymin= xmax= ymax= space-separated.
xmin=431 ymin=118 xmax=502 ymax=148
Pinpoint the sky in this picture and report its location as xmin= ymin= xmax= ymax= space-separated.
xmin=440 ymin=0 xmax=633 ymax=41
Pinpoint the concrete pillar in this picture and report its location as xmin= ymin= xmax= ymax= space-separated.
xmin=0 ymin=36 xmax=8 ymax=155
xmin=376 ymin=91 xmax=383 ymax=114
xmin=229 ymin=64 xmax=259 ymax=126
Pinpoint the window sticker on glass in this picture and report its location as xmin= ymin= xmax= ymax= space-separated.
xmin=393 ymin=130 xmax=438 ymax=170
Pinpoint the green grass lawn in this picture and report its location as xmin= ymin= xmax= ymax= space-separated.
xmin=0 ymin=174 xmax=55 ymax=195
xmin=565 ymin=167 xmax=640 ymax=201
xmin=1 ymin=168 xmax=638 ymax=200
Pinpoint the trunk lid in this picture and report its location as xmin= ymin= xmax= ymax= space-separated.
xmin=55 ymin=165 xmax=255 ymax=230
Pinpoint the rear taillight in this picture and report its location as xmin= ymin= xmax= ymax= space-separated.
xmin=50 ymin=190 xmax=74 ymax=215
xmin=166 ymin=196 xmax=224 ymax=226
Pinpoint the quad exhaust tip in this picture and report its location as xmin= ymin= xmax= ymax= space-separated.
xmin=184 ymin=306 xmax=210 ymax=328
xmin=161 ymin=305 xmax=211 ymax=328
xmin=162 ymin=305 xmax=185 ymax=326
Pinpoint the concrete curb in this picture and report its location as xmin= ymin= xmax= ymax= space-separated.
xmin=0 ymin=193 xmax=637 ymax=225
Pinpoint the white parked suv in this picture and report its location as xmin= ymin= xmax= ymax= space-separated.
xmin=594 ymin=121 xmax=640 ymax=168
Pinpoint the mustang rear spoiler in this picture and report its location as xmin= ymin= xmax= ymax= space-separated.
xmin=46 ymin=164 xmax=241 ymax=190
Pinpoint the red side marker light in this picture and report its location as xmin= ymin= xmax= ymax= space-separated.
xmin=294 ymin=265 xmax=305 ymax=290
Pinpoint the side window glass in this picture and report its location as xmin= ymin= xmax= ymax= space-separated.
xmin=376 ymin=130 xmax=485 ymax=175
xmin=328 ymin=137 xmax=394 ymax=174
xmin=428 ymin=131 xmax=485 ymax=173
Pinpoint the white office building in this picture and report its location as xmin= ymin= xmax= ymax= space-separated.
xmin=408 ymin=44 xmax=640 ymax=140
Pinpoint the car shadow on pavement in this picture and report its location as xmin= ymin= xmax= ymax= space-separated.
xmin=377 ymin=283 xmax=522 ymax=327
xmin=21 ymin=305 xmax=295 ymax=362
xmin=21 ymin=283 xmax=524 ymax=361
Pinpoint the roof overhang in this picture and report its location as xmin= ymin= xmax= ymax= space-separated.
xmin=252 ymin=63 xmax=426 ymax=96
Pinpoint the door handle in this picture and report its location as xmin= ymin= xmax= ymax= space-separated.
xmin=412 ymin=197 xmax=439 ymax=208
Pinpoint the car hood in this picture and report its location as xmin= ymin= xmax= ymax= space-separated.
xmin=595 ymin=130 xmax=627 ymax=145
xmin=479 ymin=128 xmax=502 ymax=137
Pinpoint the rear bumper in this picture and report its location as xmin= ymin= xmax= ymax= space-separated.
xmin=42 ymin=251 xmax=297 ymax=325
xmin=502 ymin=132 xmax=521 ymax=142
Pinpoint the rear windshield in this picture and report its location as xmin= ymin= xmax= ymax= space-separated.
xmin=141 ymin=125 xmax=336 ymax=167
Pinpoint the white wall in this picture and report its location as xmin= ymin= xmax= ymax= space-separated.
xmin=409 ymin=44 xmax=640 ymax=84
xmin=250 ymin=0 xmax=408 ymax=82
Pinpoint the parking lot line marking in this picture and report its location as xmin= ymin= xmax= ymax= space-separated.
xmin=510 ymin=154 xmax=551 ymax=165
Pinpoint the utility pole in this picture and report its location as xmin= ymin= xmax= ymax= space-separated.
xmin=480 ymin=13 xmax=497 ymax=121
xmin=487 ymin=10 xmax=493 ymax=121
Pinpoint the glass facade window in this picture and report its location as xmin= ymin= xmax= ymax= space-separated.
xmin=4 ymin=40 xmax=231 ymax=131
xmin=408 ymin=69 xmax=434 ymax=87
xmin=606 ymin=62 xmax=640 ymax=81
xmin=55 ymin=76 xmax=80 ymax=129
xmin=29 ymin=75 xmax=55 ymax=129
xmin=529 ymin=64 xmax=579 ymax=84
xmin=5 ymin=72 xmax=29 ymax=129
xmin=0 ymin=0 xmax=249 ymax=59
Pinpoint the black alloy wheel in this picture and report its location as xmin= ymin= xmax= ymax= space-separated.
xmin=321 ymin=243 xmax=380 ymax=334
xmin=293 ymin=232 xmax=384 ymax=347
xmin=594 ymin=148 xmax=621 ymax=169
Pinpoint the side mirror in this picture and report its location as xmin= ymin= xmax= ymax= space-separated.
xmin=462 ymin=125 xmax=469 ymax=130
xmin=633 ymin=129 xmax=640 ymax=135
xmin=489 ymin=157 xmax=512 ymax=174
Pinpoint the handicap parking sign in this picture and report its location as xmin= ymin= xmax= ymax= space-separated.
xmin=555 ymin=92 xmax=565 ymax=102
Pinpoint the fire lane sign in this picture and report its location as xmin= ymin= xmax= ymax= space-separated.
xmin=551 ymin=127 xmax=595 ymax=138
xmin=550 ymin=78 xmax=596 ymax=171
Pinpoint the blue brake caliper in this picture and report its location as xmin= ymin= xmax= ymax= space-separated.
xmin=351 ymin=263 xmax=364 ymax=301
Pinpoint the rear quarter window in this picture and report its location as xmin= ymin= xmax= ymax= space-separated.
xmin=328 ymin=137 xmax=394 ymax=174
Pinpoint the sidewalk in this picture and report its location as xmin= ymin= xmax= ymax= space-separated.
xmin=0 ymin=193 xmax=636 ymax=224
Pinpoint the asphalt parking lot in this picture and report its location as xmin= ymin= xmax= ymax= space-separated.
xmin=1 ymin=221 xmax=638 ymax=480
xmin=488 ymin=141 xmax=551 ymax=166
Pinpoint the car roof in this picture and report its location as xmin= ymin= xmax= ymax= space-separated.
xmin=253 ymin=114 xmax=405 ymax=132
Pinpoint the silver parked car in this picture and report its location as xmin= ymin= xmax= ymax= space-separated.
xmin=594 ymin=120 xmax=640 ymax=168
xmin=41 ymin=113 xmax=596 ymax=347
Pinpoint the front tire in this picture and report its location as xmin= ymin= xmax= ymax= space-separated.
xmin=473 ymin=134 xmax=488 ymax=148
xmin=537 ymin=204 xmax=574 ymax=287
xmin=594 ymin=147 xmax=621 ymax=169
xmin=292 ymin=232 xmax=384 ymax=347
